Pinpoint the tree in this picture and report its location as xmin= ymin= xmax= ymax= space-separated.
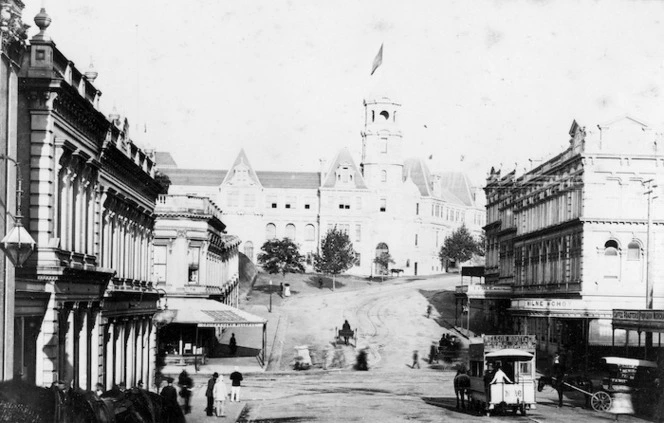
xmin=373 ymin=251 xmax=394 ymax=282
xmin=257 ymin=238 xmax=305 ymax=278
xmin=313 ymin=227 xmax=356 ymax=291
xmin=439 ymin=225 xmax=482 ymax=271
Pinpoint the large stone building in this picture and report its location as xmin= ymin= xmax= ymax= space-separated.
xmin=13 ymin=9 xmax=163 ymax=389
xmin=480 ymin=117 xmax=664 ymax=365
xmin=158 ymin=91 xmax=485 ymax=276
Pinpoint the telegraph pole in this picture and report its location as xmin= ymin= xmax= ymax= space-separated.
xmin=643 ymin=179 xmax=657 ymax=355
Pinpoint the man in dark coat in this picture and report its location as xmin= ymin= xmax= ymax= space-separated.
xmin=230 ymin=333 xmax=238 ymax=355
xmin=160 ymin=377 xmax=178 ymax=405
xmin=205 ymin=372 xmax=219 ymax=416
xmin=230 ymin=367 xmax=243 ymax=402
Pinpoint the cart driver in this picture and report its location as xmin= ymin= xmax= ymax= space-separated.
xmin=490 ymin=363 xmax=513 ymax=384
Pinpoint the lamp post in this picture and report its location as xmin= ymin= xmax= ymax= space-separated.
xmin=269 ymin=279 xmax=272 ymax=313
xmin=0 ymin=155 xmax=35 ymax=267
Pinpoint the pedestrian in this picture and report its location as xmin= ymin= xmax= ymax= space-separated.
xmin=178 ymin=370 xmax=192 ymax=414
xmin=412 ymin=350 xmax=420 ymax=369
xmin=205 ymin=372 xmax=219 ymax=416
xmin=230 ymin=366 xmax=243 ymax=402
xmin=94 ymin=383 xmax=105 ymax=397
xmin=230 ymin=333 xmax=237 ymax=356
xmin=160 ymin=377 xmax=178 ymax=404
xmin=426 ymin=304 xmax=432 ymax=318
xmin=213 ymin=373 xmax=228 ymax=417
xmin=318 ymin=277 xmax=323 ymax=289
xmin=429 ymin=342 xmax=438 ymax=364
xmin=280 ymin=282 xmax=284 ymax=296
xmin=136 ymin=380 xmax=144 ymax=389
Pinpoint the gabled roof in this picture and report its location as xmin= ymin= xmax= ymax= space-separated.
xmin=221 ymin=149 xmax=262 ymax=187
xmin=163 ymin=168 xmax=227 ymax=186
xmin=437 ymin=171 xmax=475 ymax=207
xmin=403 ymin=158 xmax=433 ymax=196
xmin=256 ymin=171 xmax=320 ymax=189
xmin=321 ymin=147 xmax=368 ymax=189
xmin=155 ymin=151 xmax=178 ymax=168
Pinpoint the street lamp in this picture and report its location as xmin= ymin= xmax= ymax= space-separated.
xmin=643 ymin=179 xmax=657 ymax=355
xmin=0 ymin=155 xmax=35 ymax=267
xmin=269 ymin=279 xmax=272 ymax=313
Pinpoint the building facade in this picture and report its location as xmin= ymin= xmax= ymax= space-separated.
xmin=159 ymin=93 xmax=485 ymax=276
xmin=482 ymin=117 xmax=664 ymax=364
xmin=14 ymin=10 xmax=163 ymax=389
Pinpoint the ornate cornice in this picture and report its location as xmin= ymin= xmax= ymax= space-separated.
xmin=53 ymin=86 xmax=108 ymax=142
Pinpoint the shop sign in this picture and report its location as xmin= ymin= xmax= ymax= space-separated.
xmin=512 ymin=299 xmax=587 ymax=310
xmin=483 ymin=334 xmax=537 ymax=352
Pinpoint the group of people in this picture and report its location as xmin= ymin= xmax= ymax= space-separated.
xmin=155 ymin=366 xmax=244 ymax=418
xmin=204 ymin=367 xmax=244 ymax=417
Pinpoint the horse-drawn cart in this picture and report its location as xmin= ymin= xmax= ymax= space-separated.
xmin=467 ymin=335 xmax=538 ymax=416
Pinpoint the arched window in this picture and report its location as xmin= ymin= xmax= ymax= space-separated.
xmin=266 ymin=223 xmax=276 ymax=240
xmin=244 ymin=241 xmax=254 ymax=261
xmin=305 ymin=224 xmax=315 ymax=241
xmin=286 ymin=223 xmax=296 ymax=240
xmin=627 ymin=241 xmax=641 ymax=261
xmin=380 ymin=110 xmax=389 ymax=120
xmin=604 ymin=240 xmax=620 ymax=278
xmin=375 ymin=242 xmax=389 ymax=275
xmin=381 ymin=170 xmax=387 ymax=182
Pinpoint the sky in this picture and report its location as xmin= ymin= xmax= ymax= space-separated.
xmin=21 ymin=0 xmax=664 ymax=186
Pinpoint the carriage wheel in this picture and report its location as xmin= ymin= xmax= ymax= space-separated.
xmin=591 ymin=391 xmax=611 ymax=412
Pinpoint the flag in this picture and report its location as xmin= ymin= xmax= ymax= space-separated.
xmin=371 ymin=44 xmax=383 ymax=75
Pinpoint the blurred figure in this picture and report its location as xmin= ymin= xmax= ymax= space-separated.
xmin=213 ymin=373 xmax=228 ymax=417
xmin=412 ymin=350 xmax=420 ymax=369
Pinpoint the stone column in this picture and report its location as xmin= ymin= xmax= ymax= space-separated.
xmin=142 ymin=319 xmax=150 ymax=389
xmin=78 ymin=307 xmax=88 ymax=389
xmin=114 ymin=321 xmax=123 ymax=386
xmin=135 ymin=319 xmax=143 ymax=386
xmin=126 ymin=320 xmax=135 ymax=387
xmin=89 ymin=308 xmax=100 ymax=387
xmin=105 ymin=320 xmax=114 ymax=390
xmin=64 ymin=308 xmax=75 ymax=386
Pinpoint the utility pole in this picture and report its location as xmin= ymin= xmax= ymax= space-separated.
xmin=643 ymin=179 xmax=657 ymax=355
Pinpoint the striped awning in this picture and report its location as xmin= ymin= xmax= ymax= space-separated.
xmin=164 ymin=297 xmax=266 ymax=328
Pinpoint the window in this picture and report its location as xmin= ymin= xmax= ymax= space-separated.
xmin=266 ymin=223 xmax=276 ymax=239
xmin=627 ymin=241 xmax=641 ymax=261
xmin=304 ymin=204 xmax=310 ymax=209
xmin=381 ymin=170 xmax=387 ymax=182
xmin=244 ymin=193 xmax=255 ymax=208
xmin=355 ymin=252 xmax=361 ymax=266
xmin=227 ymin=190 xmax=239 ymax=207
xmin=380 ymin=198 xmax=386 ymax=212
xmin=188 ymin=246 xmax=200 ymax=283
xmin=380 ymin=137 xmax=388 ymax=153
xmin=356 ymin=197 xmax=362 ymax=210
xmin=416 ymin=203 xmax=419 ymax=215
xmin=355 ymin=224 xmax=361 ymax=242
xmin=339 ymin=197 xmax=350 ymax=209
xmin=286 ymin=224 xmax=296 ymax=240
xmin=266 ymin=195 xmax=277 ymax=209
xmin=339 ymin=224 xmax=350 ymax=234
xmin=154 ymin=245 xmax=167 ymax=283
xmin=285 ymin=196 xmax=296 ymax=209
xmin=305 ymin=224 xmax=315 ymax=241
xmin=415 ymin=234 xmax=418 ymax=246
xmin=604 ymin=240 xmax=620 ymax=278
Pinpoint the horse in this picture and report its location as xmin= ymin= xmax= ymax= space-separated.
xmin=454 ymin=370 xmax=471 ymax=410
xmin=390 ymin=268 xmax=404 ymax=276
xmin=537 ymin=375 xmax=593 ymax=408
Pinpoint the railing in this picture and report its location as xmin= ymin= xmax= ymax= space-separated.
xmin=156 ymin=194 xmax=224 ymax=219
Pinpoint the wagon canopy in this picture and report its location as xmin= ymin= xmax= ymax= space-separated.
xmin=485 ymin=349 xmax=534 ymax=360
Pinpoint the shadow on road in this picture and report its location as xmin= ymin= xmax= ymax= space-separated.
xmin=421 ymin=396 xmax=478 ymax=417
xmin=304 ymin=275 xmax=347 ymax=290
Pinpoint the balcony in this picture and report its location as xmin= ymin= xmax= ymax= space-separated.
xmin=155 ymin=194 xmax=224 ymax=221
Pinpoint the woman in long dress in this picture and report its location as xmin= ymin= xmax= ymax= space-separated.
xmin=213 ymin=373 xmax=229 ymax=417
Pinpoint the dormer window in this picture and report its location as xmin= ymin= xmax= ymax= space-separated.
xmin=335 ymin=165 xmax=353 ymax=185
xmin=380 ymin=110 xmax=389 ymax=120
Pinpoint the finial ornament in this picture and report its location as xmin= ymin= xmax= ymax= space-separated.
xmin=33 ymin=8 xmax=51 ymax=41
xmin=85 ymin=61 xmax=98 ymax=83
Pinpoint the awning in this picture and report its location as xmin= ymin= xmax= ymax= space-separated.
xmin=164 ymin=297 xmax=266 ymax=328
xmin=485 ymin=349 xmax=534 ymax=360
